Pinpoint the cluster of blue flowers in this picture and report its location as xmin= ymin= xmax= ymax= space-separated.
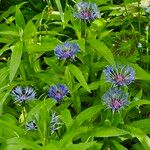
xmin=11 ymin=2 xmax=136 ymax=134
xmin=103 ymin=64 xmax=135 ymax=112
xmin=11 ymin=84 xmax=68 ymax=133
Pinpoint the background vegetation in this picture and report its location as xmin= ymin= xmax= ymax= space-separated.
xmin=0 ymin=0 xmax=150 ymax=149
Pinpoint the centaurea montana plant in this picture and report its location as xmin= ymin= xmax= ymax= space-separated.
xmin=50 ymin=112 xmax=63 ymax=134
xmin=26 ymin=121 xmax=37 ymax=131
xmin=104 ymin=64 xmax=135 ymax=86
xmin=11 ymin=86 xmax=36 ymax=103
xmin=54 ymin=42 xmax=80 ymax=60
xmin=48 ymin=84 xmax=69 ymax=102
xmin=103 ymin=88 xmax=129 ymax=113
xmin=73 ymin=2 xmax=100 ymax=21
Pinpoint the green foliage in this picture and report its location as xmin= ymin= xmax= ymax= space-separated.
xmin=0 ymin=0 xmax=150 ymax=149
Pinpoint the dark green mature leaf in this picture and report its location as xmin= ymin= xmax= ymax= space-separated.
xmin=129 ymin=119 xmax=150 ymax=134
xmin=124 ymin=100 xmax=150 ymax=118
xmin=0 ymin=2 xmax=27 ymax=22
xmin=130 ymin=64 xmax=150 ymax=80
xmin=88 ymin=39 xmax=115 ymax=66
xmin=9 ymin=41 xmax=23 ymax=82
xmin=74 ymin=105 xmax=102 ymax=126
xmin=58 ymin=126 xmax=92 ymax=149
xmin=126 ymin=125 xmax=150 ymax=150
xmin=68 ymin=64 xmax=91 ymax=92
xmin=92 ymin=126 xmax=129 ymax=137
xmin=111 ymin=140 xmax=128 ymax=150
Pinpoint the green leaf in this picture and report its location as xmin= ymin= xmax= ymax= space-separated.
xmin=24 ymin=20 xmax=37 ymax=38
xmin=0 ymin=67 xmax=9 ymax=86
xmin=9 ymin=41 xmax=23 ymax=82
xmin=15 ymin=6 xmax=25 ymax=28
xmin=0 ymin=31 xmax=18 ymax=36
xmin=42 ymin=144 xmax=58 ymax=150
xmin=130 ymin=63 xmax=150 ymax=80
xmin=55 ymin=0 xmax=64 ymax=23
xmin=25 ymin=38 xmax=60 ymax=52
xmin=124 ymin=100 xmax=150 ymax=118
xmin=126 ymin=125 xmax=150 ymax=150
xmin=0 ymin=2 xmax=27 ymax=22
xmin=124 ymin=0 xmax=138 ymax=4
xmin=58 ymin=126 xmax=92 ymax=149
xmin=68 ymin=64 xmax=91 ymax=92
xmin=88 ymin=39 xmax=115 ymax=66
xmin=74 ymin=105 xmax=102 ymax=126
xmin=0 ymin=117 xmax=24 ymax=135
xmin=66 ymin=142 xmax=97 ymax=150
xmin=92 ymin=126 xmax=129 ymax=137
xmin=2 ymin=137 xmax=41 ymax=150
xmin=26 ymin=99 xmax=56 ymax=121
xmin=60 ymin=109 xmax=73 ymax=130
xmin=111 ymin=140 xmax=128 ymax=150
xmin=129 ymin=119 xmax=150 ymax=134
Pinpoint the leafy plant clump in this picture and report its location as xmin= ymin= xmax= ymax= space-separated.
xmin=0 ymin=0 xmax=150 ymax=150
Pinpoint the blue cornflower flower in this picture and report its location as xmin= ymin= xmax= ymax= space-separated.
xmin=73 ymin=2 xmax=100 ymax=21
xmin=103 ymin=88 xmax=129 ymax=112
xmin=50 ymin=112 xmax=63 ymax=134
xmin=104 ymin=65 xmax=135 ymax=86
xmin=48 ymin=84 xmax=68 ymax=102
xmin=54 ymin=42 xmax=80 ymax=60
xmin=11 ymin=86 xmax=35 ymax=103
xmin=26 ymin=121 xmax=37 ymax=131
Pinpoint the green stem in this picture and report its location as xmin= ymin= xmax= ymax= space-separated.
xmin=145 ymin=25 xmax=149 ymax=70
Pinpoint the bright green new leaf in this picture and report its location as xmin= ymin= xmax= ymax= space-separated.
xmin=88 ymin=39 xmax=115 ymax=66
xmin=60 ymin=109 xmax=73 ymax=130
xmin=55 ymin=0 xmax=64 ymax=23
xmin=92 ymin=126 xmax=129 ymax=137
xmin=15 ymin=6 xmax=25 ymax=28
xmin=126 ymin=125 xmax=150 ymax=150
xmin=74 ymin=105 xmax=102 ymax=126
xmin=129 ymin=119 xmax=150 ymax=134
xmin=66 ymin=142 xmax=97 ymax=150
xmin=24 ymin=20 xmax=37 ymax=38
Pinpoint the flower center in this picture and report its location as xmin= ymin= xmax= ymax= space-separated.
xmin=20 ymin=94 xmax=27 ymax=101
xmin=82 ymin=10 xmax=91 ymax=19
xmin=115 ymin=75 xmax=125 ymax=83
xmin=112 ymin=99 xmax=122 ymax=109
xmin=54 ymin=91 xmax=62 ymax=100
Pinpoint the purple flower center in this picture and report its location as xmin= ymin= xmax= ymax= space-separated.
xmin=112 ymin=99 xmax=122 ymax=109
xmin=20 ymin=94 xmax=27 ymax=101
xmin=82 ymin=10 xmax=91 ymax=19
xmin=115 ymin=75 xmax=125 ymax=83
xmin=53 ymin=90 xmax=62 ymax=100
